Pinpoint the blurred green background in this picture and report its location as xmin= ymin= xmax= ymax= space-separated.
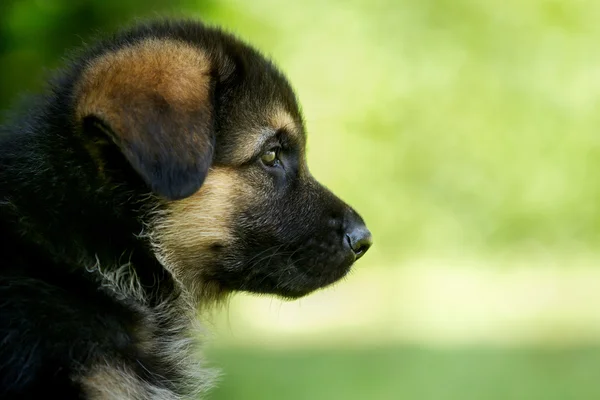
xmin=3 ymin=0 xmax=600 ymax=398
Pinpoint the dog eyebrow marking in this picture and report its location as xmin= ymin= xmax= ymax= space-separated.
xmin=231 ymin=108 xmax=303 ymax=164
xmin=269 ymin=108 xmax=299 ymax=136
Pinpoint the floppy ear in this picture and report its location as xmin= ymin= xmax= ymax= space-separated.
xmin=75 ymin=39 xmax=215 ymax=200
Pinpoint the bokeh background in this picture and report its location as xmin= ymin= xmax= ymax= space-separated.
xmin=3 ymin=0 xmax=600 ymax=398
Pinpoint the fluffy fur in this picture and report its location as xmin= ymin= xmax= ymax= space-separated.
xmin=0 ymin=19 xmax=372 ymax=399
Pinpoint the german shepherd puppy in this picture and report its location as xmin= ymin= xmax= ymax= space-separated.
xmin=0 ymin=19 xmax=372 ymax=399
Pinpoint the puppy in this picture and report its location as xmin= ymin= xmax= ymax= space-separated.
xmin=0 ymin=19 xmax=372 ymax=399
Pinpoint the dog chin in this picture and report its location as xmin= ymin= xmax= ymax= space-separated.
xmin=269 ymin=261 xmax=354 ymax=299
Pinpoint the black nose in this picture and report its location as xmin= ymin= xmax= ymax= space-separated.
xmin=344 ymin=211 xmax=372 ymax=260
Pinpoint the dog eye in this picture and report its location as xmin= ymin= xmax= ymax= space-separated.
xmin=261 ymin=148 xmax=280 ymax=167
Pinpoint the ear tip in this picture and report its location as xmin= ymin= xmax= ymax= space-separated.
xmin=124 ymin=142 xmax=214 ymax=201
xmin=152 ymin=173 xmax=207 ymax=201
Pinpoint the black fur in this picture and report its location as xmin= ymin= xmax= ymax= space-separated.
xmin=0 ymin=19 xmax=371 ymax=398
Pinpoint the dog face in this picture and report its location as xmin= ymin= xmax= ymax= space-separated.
xmin=75 ymin=21 xmax=372 ymax=299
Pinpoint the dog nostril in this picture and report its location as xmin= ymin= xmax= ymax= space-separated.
xmin=345 ymin=229 xmax=373 ymax=260
xmin=353 ymin=240 xmax=371 ymax=258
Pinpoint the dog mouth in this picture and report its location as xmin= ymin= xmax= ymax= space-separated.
xmin=226 ymin=246 xmax=359 ymax=299
xmin=197 ymin=207 xmax=372 ymax=298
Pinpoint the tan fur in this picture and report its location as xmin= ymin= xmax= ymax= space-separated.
xmin=74 ymin=38 xmax=215 ymax=182
xmin=80 ymin=259 xmax=219 ymax=400
xmin=269 ymin=108 xmax=299 ymax=135
xmin=79 ymin=364 xmax=169 ymax=400
xmin=75 ymin=38 xmax=211 ymax=125
xmin=226 ymin=108 xmax=301 ymax=164
xmin=79 ymin=364 xmax=186 ymax=400
xmin=147 ymin=167 xmax=249 ymax=303
xmin=228 ymin=131 xmax=265 ymax=165
xmin=79 ymin=357 xmax=218 ymax=400
xmin=72 ymin=36 xmax=306 ymax=400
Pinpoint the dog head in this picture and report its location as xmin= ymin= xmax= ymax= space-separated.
xmin=74 ymin=20 xmax=372 ymax=300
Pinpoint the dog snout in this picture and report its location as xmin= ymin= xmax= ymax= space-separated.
xmin=343 ymin=209 xmax=372 ymax=260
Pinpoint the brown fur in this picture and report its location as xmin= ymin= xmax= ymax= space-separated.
xmin=0 ymin=20 xmax=371 ymax=399
xmin=147 ymin=168 xmax=247 ymax=302
xmin=75 ymin=38 xmax=211 ymax=126
xmin=75 ymin=38 xmax=215 ymax=199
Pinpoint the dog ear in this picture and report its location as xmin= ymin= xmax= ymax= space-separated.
xmin=75 ymin=39 xmax=215 ymax=200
